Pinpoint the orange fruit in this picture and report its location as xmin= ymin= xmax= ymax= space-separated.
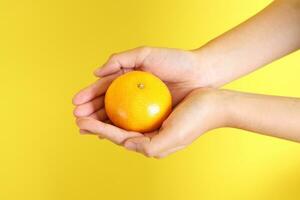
xmin=104 ymin=71 xmax=172 ymax=133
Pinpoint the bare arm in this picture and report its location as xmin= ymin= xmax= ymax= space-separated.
xmin=89 ymin=1 xmax=299 ymax=107
xmin=195 ymin=0 xmax=300 ymax=87
xmin=225 ymin=91 xmax=300 ymax=142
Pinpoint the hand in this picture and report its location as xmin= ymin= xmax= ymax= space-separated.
xmin=94 ymin=46 xmax=212 ymax=105
xmin=73 ymin=72 xmax=123 ymax=129
xmin=73 ymin=46 xmax=210 ymax=133
xmin=75 ymin=88 xmax=230 ymax=158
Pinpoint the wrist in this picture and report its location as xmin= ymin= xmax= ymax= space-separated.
xmin=191 ymin=46 xmax=221 ymax=88
xmin=190 ymin=88 xmax=234 ymax=128
xmin=192 ymin=42 xmax=238 ymax=88
xmin=215 ymin=89 xmax=244 ymax=128
xmin=211 ymin=89 xmax=236 ymax=128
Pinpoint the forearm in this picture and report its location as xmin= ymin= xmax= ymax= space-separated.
xmin=224 ymin=90 xmax=300 ymax=142
xmin=195 ymin=0 xmax=300 ymax=87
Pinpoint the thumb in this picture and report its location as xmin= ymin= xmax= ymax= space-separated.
xmin=94 ymin=46 xmax=152 ymax=77
xmin=124 ymin=127 xmax=177 ymax=157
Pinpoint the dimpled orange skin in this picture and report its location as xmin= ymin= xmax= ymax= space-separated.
xmin=104 ymin=71 xmax=172 ymax=133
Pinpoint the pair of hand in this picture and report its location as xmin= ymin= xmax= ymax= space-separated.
xmin=73 ymin=47 xmax=228 ymax=158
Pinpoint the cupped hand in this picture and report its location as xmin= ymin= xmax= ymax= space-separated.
xmin=75 ymin=88 xmax=230 ymax=158
xmin=73 ymin=47 xmax=209 ymax=133
xmin=94 ymin=46 xmax=211 ymax=105
xmin=72 ymin=47 xmax=222 ymax=157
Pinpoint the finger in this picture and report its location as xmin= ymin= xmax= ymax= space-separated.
xmin=154 ymin=145 xmax=185 ymax=159
xmin=94 ymin=47 xmax=152 ymax=77
xmin=142 ymin=127 xmax=178 ymax=157
xmin=143 ymin=131 xmax=157 ymax=138
xmin=123 ymin=136 xmax=151 ymax=152
xmin=77 ymin=110 xmax=108 ymax=139
xmin=79 ymin=129 xmax=104 ymax=139
xmin=76 ymin=117 xmax=142 ymax=145
xmin=73 ymin=96 xmax=104 ymax=117
xmin=72 ymin=72 xmax=121 ymax=105
xmin=97 ymin=121 xmax=112 ymax=139
xmin=122 ymin=125 xmax=177 ymax=157
xmin=89 ymin=108 xmax=107 ymax=121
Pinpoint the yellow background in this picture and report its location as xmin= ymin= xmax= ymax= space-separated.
xmin=1 ymin=0 xmax=300 ymax=199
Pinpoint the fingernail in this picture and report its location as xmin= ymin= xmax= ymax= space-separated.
xmin=73 ymin=108 xmax=80 ymax=117
xmin=124 ymin=141 xmax=136 ymax=151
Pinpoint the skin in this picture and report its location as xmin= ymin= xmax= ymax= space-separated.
xmin=73 ymin=0 xmax=300 ymax=158
xmin=76 ymin=89 xmax=300 ymax=158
